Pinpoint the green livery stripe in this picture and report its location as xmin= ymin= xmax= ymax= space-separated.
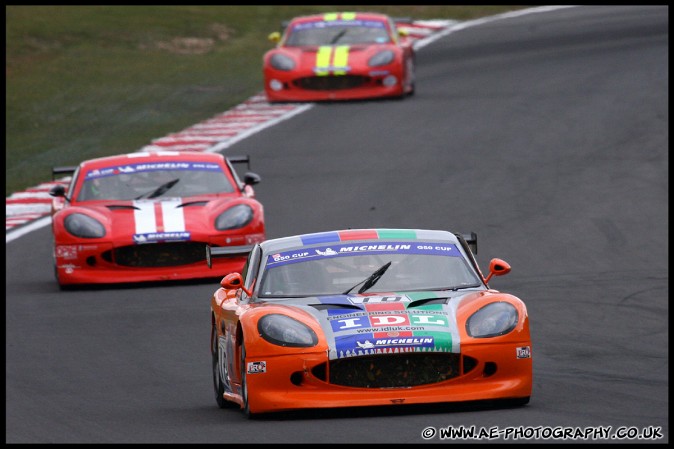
xmin=414 ymin=330 xmax=453 ymax=352
xmin=377 ymin=229 xmax=418 ymax=239
xmin=402 ymin=291 xmax=440 ymax=301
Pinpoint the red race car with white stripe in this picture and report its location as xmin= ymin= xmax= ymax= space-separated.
xmin=49 ymin=150 xmax=265 ymax=288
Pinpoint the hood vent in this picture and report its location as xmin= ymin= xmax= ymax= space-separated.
xmin=309 ymin=303 xmax=362 ymax=311
xmin=178 ymin=201 xmax=208 ymax=207
xmin=106 ymin=205 xmax=139 ymax=211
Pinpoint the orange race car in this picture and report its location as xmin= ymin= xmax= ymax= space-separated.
xmin=208 ymin=228 xmax=532 ymax=417
xmin=263 ymin=11 xmax=416 ymax=102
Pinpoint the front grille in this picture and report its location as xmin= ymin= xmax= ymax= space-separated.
xmin=318 ymin=353 xmax=460 ymax=388
xmin=102 ymin=242 xmax=207 ymax=267
xmin=294 ymin=75 xmax=369 ymax=91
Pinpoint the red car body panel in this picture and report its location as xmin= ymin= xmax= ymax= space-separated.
xmin=263 ymin=12 xmax=415 ymax=102
xmin=50 ymin=151 xmax=265 ymax=287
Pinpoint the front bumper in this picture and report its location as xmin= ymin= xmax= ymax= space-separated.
xmin=241 ymin=341 xmax=532 ymax=414
xmin=54 ymin=240 xmax=257 ymax=286
xmin=264 ymin=70 xmax=405 ymax=102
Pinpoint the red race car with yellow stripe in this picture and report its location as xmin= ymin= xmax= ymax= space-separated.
xmin=48 ymin=150 xmax=265 ymax=288
xmin=208 ymin=228 xmax=532 ymax=417
xmin=263 ymin=12 xmax=416 ymax=102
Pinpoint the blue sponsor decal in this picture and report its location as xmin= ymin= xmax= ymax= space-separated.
xmin=133 ymin=231 xmax=191 ymax=244
xmin=334 ymin=333 xmax=436 ymax=357
xmin=266 ymin=242 xmax=461 ymax=267
xmin=85 ymin=162 xmax=221 ymax=180
xmin=319 ymin=295 xmax=357 ymax=306
xmin=294 ymin=20 xmax=385 ymax=31
xmin=328 ymin=311 xmax=370 ymax=332
xmin=335 ymin=333 xmax=375 ymax=356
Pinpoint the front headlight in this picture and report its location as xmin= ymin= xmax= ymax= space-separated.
xmin=466 ymin=302 xmax=518 ymax=338
xmin=368 ymin=50 xmax=395 ymax=67
xmin=269 ymin=53 xmax=296 ymax=71
xmin=258 ymin=314 xmax=318 ymax=347
xmin=64 ymin=213 xmax=106 ymax=238
xmin=215 ymin=204 xmax=253 ymax=230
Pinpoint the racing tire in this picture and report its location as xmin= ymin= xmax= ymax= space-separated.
xmin=54 ymin=270 xmax=73 ymax=291
xmin=504 ymin=396 xmax=530 ymax=407
xmin=212 ymin=323 xmax=236 ymax=409
xmin=240 ymin=342 xmax=254 ymax=418
xmin=406 ymin=57 xmax=416 ymax=96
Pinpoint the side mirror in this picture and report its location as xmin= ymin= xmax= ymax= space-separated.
xmin=49 ymin=185 xmax=66 ymax=197
xmin=220 ymin=272 xmax=252 ymax=297
xmin=268 ymin=31 xmax=281 ymax=43
xmin=243 ymin=172 xmax=261 ymax=186
xmin=398 ymin=28 xmax=409 ymax=37
xmin=483 ymin=258 xmax=511 ymax=284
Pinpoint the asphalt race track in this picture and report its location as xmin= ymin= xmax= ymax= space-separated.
xmin=6 ymin=6 xmax=668 ymax=444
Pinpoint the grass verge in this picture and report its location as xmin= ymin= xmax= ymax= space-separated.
xmin=6 ymin=5 xmax=527 ymax=196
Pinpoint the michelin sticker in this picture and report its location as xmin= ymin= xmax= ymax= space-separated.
xmin=133 ymin=231 xmax=191 ymax=244
xmin=266 ymin=241 xmax=461 ymax=267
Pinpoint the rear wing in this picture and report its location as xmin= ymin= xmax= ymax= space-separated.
xmin=52 ymin=166 xmax=76 ymax=181
xmin=226 ymin=155 xmax=251 ymax=170
xmin=457 ymin=232 xmax=477 ymax=255
xmin=281 ymin=16 xmax=413 ymax=30
xmin=205 ymin=244 xmax=255 ymax=269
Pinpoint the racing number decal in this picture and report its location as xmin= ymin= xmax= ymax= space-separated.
xmin=316 ymin=46 xmax=350 ymax=76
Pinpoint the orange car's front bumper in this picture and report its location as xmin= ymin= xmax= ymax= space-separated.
xmin=241 ymin=341 xmax=532 ymax=414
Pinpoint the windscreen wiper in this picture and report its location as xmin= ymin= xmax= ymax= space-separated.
xmin=342 ymin=261 xmax=392 ymax=295
xmin=135 ymin=178 xmax=180 ymax=200
xmin=330 ymin=29 xmax=348 ymax=44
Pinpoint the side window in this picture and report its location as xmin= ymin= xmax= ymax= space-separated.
xmin=225 ymin=158 xmax=244 ymax=191
xmin=69 ymin=166 xmax=82 ymax=200
xmin=241 ymin=245 xmax=261 ymax=301
xmin=388 ymin=18 xmax=399 ymax=44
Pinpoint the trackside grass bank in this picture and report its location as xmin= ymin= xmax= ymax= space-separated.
xmin=6 ymin=5 xmax=526 ymax=196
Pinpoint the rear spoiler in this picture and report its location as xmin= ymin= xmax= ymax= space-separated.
xmin=456 ymin=232 xmax=478 ymax=256
xmin=52 ymin=166 xmax=76 ymax=180
xmin=206 ymin=244 xmax=255 ymax=269
xmin=226 ymin=155 xmax=251 ymax=170
xmin=282 ymin=16 xmax=413 ymax=29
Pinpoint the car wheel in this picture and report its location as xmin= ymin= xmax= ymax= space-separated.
xmin=503 ymin=396 xmax=530 ymax=407
xmin=54 ymin=264 xmax=63 ymax=287
xmin=240 ymin=342 xmax=253 ymax=418
xmin=406 ymin=58 xmax=416 ymax=96
xmin=212 ymin=323 xmax=237 ymax=409
xmin=211 ymin=324 xmax=228 ymax=408
xmin=53 ymin=266 xmax=73 ymax=291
